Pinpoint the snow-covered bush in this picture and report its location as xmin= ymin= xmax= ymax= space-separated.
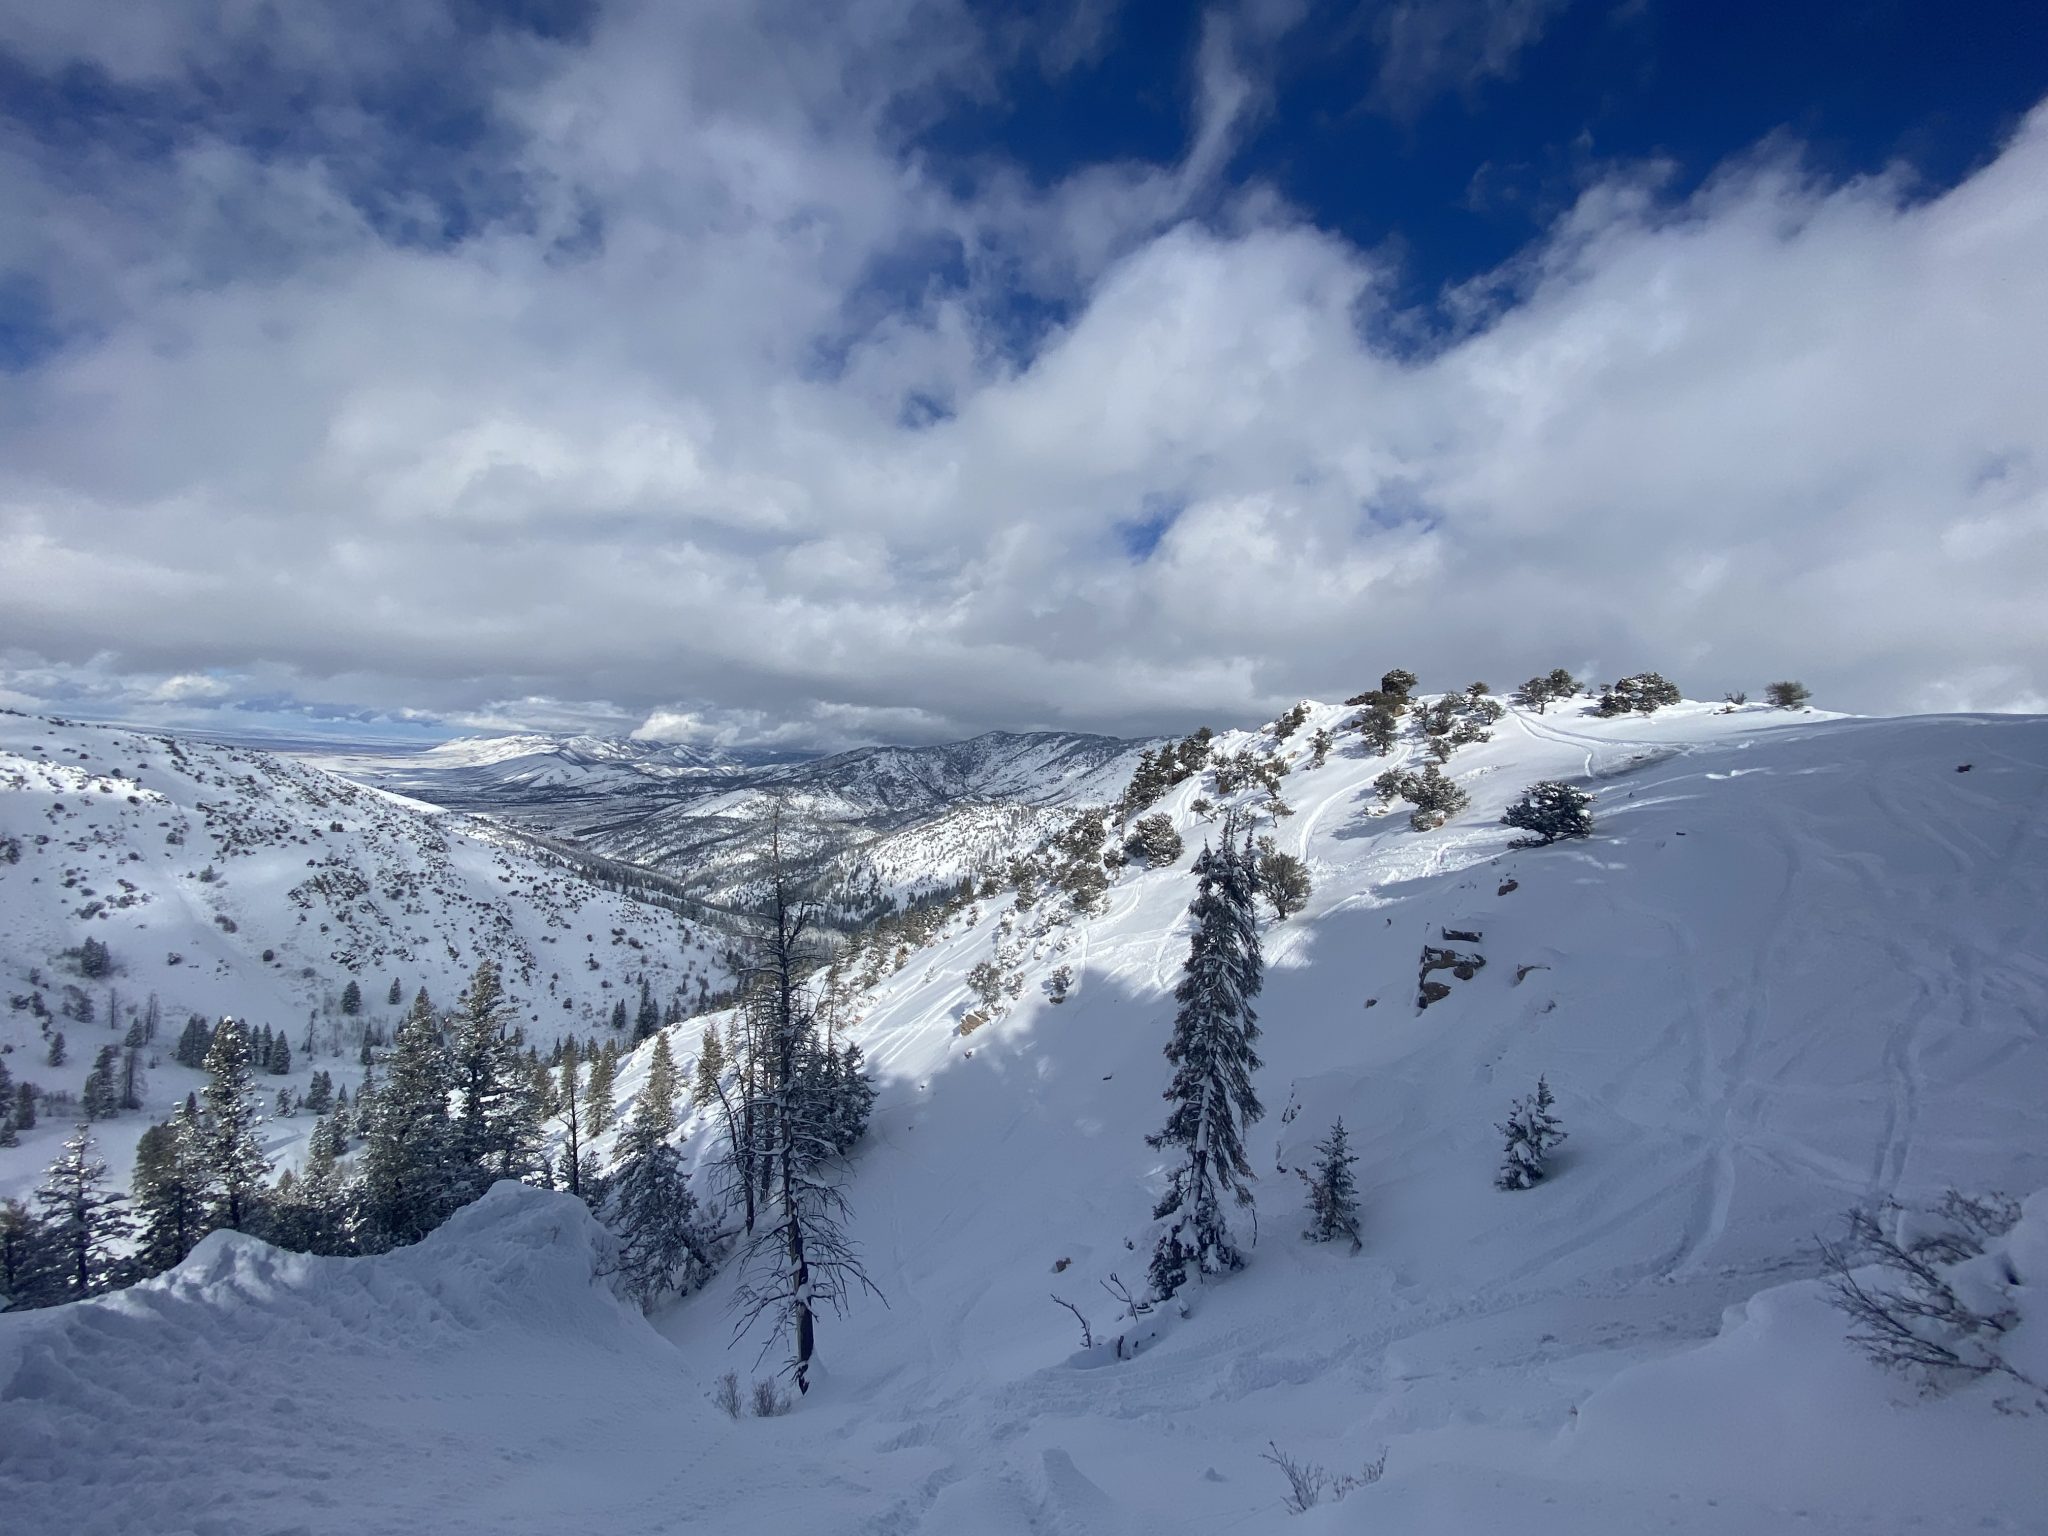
xmin=1595 ymin=672 xmax=1682 ymax=717
xmin=1125 ymin=813 xmax=1184 ymax=867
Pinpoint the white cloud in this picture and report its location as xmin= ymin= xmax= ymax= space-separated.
xmin=0 ymin=3 xmax=2042 ymax=746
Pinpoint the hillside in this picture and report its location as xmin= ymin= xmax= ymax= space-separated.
xmin=324 ymin=726 xmax=1158 ymax=917
xmin=0 ymin=709 xmax=728 ymax=1206
xmin=5 ymin=697 xmax=2047 ymax=1533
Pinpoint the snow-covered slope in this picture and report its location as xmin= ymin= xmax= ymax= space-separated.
xmin=7 ymin=698 xmax=2047 ymax=1533
xmin=0 ymin=710 xmax=727 ymax=1205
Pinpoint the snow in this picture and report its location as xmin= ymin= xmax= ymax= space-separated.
xmin=5 ymin=698 xmax=2047 ymax=1532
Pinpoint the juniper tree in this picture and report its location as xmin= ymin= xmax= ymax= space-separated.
xmin=1255 ymin=842 xmax=1313 ymax=920
xmin=1125 ymin=812 xmax=1185 ymax=868
xmin=1147 ymin=824 xmax=1265 ymax=1302
xmin=1496 ymin=1075 xmax=1566 ymax=1191
xmin=358 ymin=995 xmax=459 ymax=1249
xmin=1765 ymin=680 xmax=1812 ymax=710
xmin=200 ymin=1018 xmax=271 ymax=1232
xmin=36 ymin=1124 xmax=132 ymax=1298
xmin=1501 ymin=781 xmax=1595 ymax=846
xmin=1595 ymin=672 xmax=1681 ymax=717
xmin=1300 ymin=1118 xmax=1362 ymax=1251
xmin=132 ymin=1110 xmax=211 ymax=1277
xmin=1308 ymin=727 xmax=1333 ymax=768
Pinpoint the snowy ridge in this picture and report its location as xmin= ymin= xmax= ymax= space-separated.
xmin=7 ymin=697 xmax=2048 ymax=1533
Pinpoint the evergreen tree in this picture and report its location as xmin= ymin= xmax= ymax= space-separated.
xmin=16 ymin=1079 xmax=36 ymax=1132
xmin=604 ymin=1114 xmax=711 ymax=1311
xmin=268 ymin=1117 xmax=348 ymax=1256
xmin=1308 ymin=727 xmax=1333 ymax=768
xmin=47 ymin=1031 xmax=66 ymax=1069
xmin=0 ymin=1057 xmax=14 ymax=1148
xmin=132 ymin=1109 xmax=210 ymax=1277
xmin=120 ymin=1018 xmax=147 ymax=1111
xmin=1299 ymin=1118 xmax=1361 ymax=1251
xmin=637 ymin=1031 xmax=680 ymax=1144
xmin=340 ymin=980 xmax=363 ymax=1016
xmin=557 ymin=1040 xmax=586 ymax=1200
xmin=359 ymin=994 xmax=460 ymax=1249
xmin=199 ymin=1018 xmax=272 ymax=1232
xmin=82 ymin=1044 xmax=120 ymax=1119
xmin=1254 ymin=843 xmax=1313 ymax=920
xmin=78 ymin=936 xmax=113 ymax=979
xmin=36 ymin=1124 xmax=132 ymax=1298
xmin=1 ymin=1198 xmax=57 ymax=1310
xmin=303 ymin=1070 xmax=334 ymax=1116
xmin=450 ymin=961 xmax=539 ymax=1191
xmin=388 ymin=977 xmax=404 ymax=1007
xmin=1765 ymin=680 xmax=1812 ymax=710
xmin=267 ymin=1030 xmax=292 ymax=1075
xmin=174 ymin=1014 xmax=212 ymax=1068
xmin=585 ymin=1044 xmax=617 ymax=1137
xmin=1501 ymin=780 xmax=1595 ymax=846
xmin=1496 ymin=1076 xmax=1567 ymax=1191
xmin=1147 ymin=827 xmax=1265 ymax=1302
xmin=634 ymin=977 xmax=660 ymax=1043
xmin=1124 ymin=813 xmax=1185 ymax=868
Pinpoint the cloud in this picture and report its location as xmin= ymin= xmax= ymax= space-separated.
xmin=1368 ymin=0 xmax=1574 ymax=119
xmin=0 ymin=2 xmax=2043 ymax=747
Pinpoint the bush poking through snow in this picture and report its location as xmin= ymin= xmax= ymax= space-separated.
xmin=751 ymin=1378 xmax=792 ymax=1417
xmin=1496 ymin=1075 xmax=1566 ymax=1190
xmin=1261 ymin=1442 xmax=1386 ymax=1514
xmin=1595 ymin=672 xmax=1682 ymax=717
xmin=1766 ymin=679 xmax=1813 ymax=710
xmin=1819 ymin=1192 xmax=2035 ymax=1388
xmin=1374 ymin=765 xmax=1471 ymax=831
xmin=714 ymin=1371 xmax=742 ymax=1420
xmin=1501 ymin=780 xmax=1595 ymax=846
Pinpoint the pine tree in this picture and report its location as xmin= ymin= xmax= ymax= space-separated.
xmin=47 ymin=1031 xmax=66 ymax=1068
xmin=1299 ymin=1118 xmax=1361 ymax=1251
xmin=1496 ymin=1075 xmax=1567 ymax=1191
xmin=388 ymin=977 xmax=404 ymax=1007
xmin=174 ymin=1014 xmax=212 ymax=1068
xmin=1765 ymin=680 xmax=1812 ymax=710
xmin=604 ymin=1114 xmax=711 ymax=1311
xmin=0 ymin=1056 xmax=14 ymax=1148
xmin=557 ymin=1040 xmax=586 ymax=1200
xmin=132 ymin=1109 xmax=211 ymax=1277
xmin=267 ymin=1030 xmax=292 ymax=1075
xmin=1147 ymin=825 xmax=1265 ymax=1302
xmin=120 ymin=1019 xmax=147 ymax=1111
xmin=450 ymin=960 xmax=540 ymax=1192
xmin=340 ymin=980 xmax=363 ymax=1016
xmin=36 ymin=1124 xmax=133 ymax=1298
xmin=199 ymin=1018 xmax=272 ymax=1232
xmin=637 ymin=1031 xmax=680 ymax=1144
xmin=82 ymin=1044 xmax=120 ymax=1119
xmin=16 ymin=1078 xmax=36 ymax=1132
xmin=1501 ymin=780 xmax=1595 ymax=846
xmin=358 ymin=994 xmax=460 ymax=1249
xmin=303 ymin=1069 xmax=334 ymax=1116
xmin=585 ymin=1045 xmax=617 ymax=1137
xmin=78 ymin=936 xmax=112 ymax=979
xmin=634 ymin=977 xmax=660 ymax=1043
xmin=1255 ymin=843 xmax=1313 ymax=920
xmin=731 ymin=806 xmax=878 ymax=1394
xmin=609 ymin=997 xmax=628 ymax=1034
xmin=0 ymin=1198 xmax=57 ymax=1310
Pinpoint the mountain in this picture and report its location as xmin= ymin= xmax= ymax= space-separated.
xmin=5 ymin=694 xmax=2045 ymax=1533
xmin=323 ymin=726 xmax=1160 ymax=917
xmin=0 ymin=708 xmax=731 ymax=1207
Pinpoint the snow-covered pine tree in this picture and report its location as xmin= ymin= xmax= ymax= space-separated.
xmin=199 ymin=1018 xmax=271 ymax=1232
xmin=132 ymin=1108 xmax=211 ymax=1277
xmin=450 ymin=960 xmax=540 ymax=1193
xmin=1299 ymin=1118 xmax=1362 ymax=1251
xmin=603 ymin=1054 xmax=713 ymax=1310
xmin=1496 ymin=1075 xmax=1567 ymax=1191
xmin=358 ymin=996 xmax=459 ymax=1249
xmin=1500 ymin=780 xmax=1595 ymax=846
xmin=1147 ymin=822 xmax=1265 ymax=1302
xmin=36 ymin=1124 xmax=133 ymax=1298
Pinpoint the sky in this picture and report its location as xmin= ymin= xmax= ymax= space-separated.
xmin=0 ymin=0 xmax=2044 ymax=750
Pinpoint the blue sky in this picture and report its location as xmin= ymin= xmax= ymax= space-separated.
xmin=0 ymin=1 xmax=2044 ymax=746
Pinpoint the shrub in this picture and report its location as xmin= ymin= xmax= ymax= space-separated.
xmin=1765 ymin=680 xmax=1812 ymax=710
xmin=751 ymin=1378 xmax=791 ymax=1417
xmin=1256 ymin=846 xmax=1313 ymax=919
xmin=1595 ymin=672 xmax=1681 ymax=717
xmin=714 ymin=1371 xmax=742 ymax=1420
xmin=1501 ymin=781 xmax=1594 ymax=846
xmin=1125 ymin=813 xmax=1185 ymax=868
